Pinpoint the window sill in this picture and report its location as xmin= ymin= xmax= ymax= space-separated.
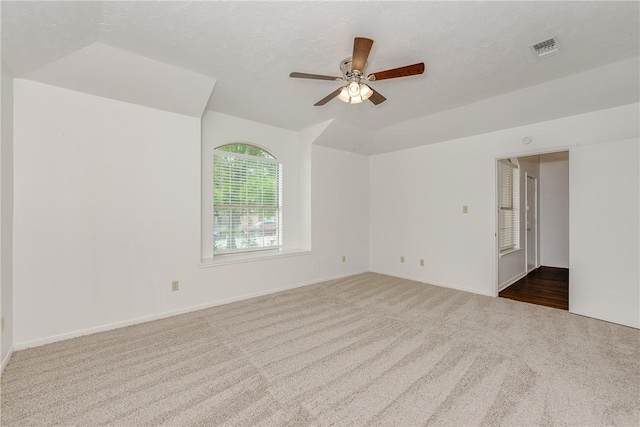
xmin=200 ymin=248 xmax=311 ymax=268
xmin=499 ymin=248 xmax=523 ymax=258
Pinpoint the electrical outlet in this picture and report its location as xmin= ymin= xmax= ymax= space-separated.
xmin=342 ymin=255 xmax=346 ymax=263
xmin=171 ymin=280 xmax=179 ymax=291
xmin=420 ymin=259 xmax=425 ymax=267
xmin=400 ymin=256 xmax=405 ymax=263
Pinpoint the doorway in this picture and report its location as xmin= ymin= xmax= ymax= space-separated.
xmin=496 ymin=150 xmax=569 ymax=310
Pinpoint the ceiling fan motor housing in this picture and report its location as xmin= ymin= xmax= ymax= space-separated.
xmin=340 ymin=58 xmax=365 ymax=82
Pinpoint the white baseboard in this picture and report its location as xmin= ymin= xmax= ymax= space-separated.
xmin=14 ymin=269 xmax=369 ymax=351
xmin=499 ymin=270 xmax=528 ymax=292
xmin=1 ymin=346 xmax=14 ymax=375
xmin=369 ymin=269 xmax=494 ymax=297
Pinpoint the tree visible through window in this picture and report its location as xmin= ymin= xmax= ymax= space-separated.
xmin=213 ymin=143 xmax=282 ymax=254
xmin=499 ymin=159 xmax=519 ymax=252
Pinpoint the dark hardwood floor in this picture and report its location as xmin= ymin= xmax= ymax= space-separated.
xmin=499 ymin=266 xmax=569 ymax=310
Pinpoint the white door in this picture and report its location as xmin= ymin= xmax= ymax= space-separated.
xmin=526 ymin=175 xmax=538 ymax=272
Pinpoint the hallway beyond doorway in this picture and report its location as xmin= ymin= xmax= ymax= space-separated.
xmin=499 ymin=267 xmax=569 ymax=310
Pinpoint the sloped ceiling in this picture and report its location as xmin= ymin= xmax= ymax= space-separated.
xmin=372 ymin=57 xmax=640 ymax=154
xmin=26 ymin=42 xmax=216 ymax=118
xmin=2 ymin=1 xmax=639 ymax=153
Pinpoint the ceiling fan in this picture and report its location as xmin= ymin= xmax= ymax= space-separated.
xmin=290 ymin=37 xmax=425 ymax=106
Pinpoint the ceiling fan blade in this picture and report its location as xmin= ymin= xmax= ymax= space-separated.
xmin=351 ymin=37 xmax=374 ymax=73
xmin=368 ymin=89 xmax=387 ymax=105
xmin=368 ymin=62 xmax=425 ymax=81
xmin=314 ymin=88 xmax=342 ymax=106
xmin=290 ymin=72 xmax=342 ymax=81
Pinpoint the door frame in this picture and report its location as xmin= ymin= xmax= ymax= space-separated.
xmin=525 ymin=173 xmax=538 ymax=273
xmin=494 ymin=147 xmax=571 ymax=297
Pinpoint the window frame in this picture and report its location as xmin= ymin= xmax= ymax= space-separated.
xmin=212 ymin=144 xmax=283 ymax=256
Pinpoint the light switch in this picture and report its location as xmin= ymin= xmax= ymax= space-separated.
xmin=463 ymin=205 xmax=469 ymax=214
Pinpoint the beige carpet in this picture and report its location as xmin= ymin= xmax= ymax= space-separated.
xmin=1 ymin=272 xmax=639 ymax=426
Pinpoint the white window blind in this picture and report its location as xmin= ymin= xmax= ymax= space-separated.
xmin=499 ymin=159 xmax=519 ymax=252
xmin=213 ymin=146 xmax=282 ymax=254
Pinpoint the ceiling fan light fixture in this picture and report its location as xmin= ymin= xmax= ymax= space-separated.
xmin=360 ymin=84 xmax=373 ymax=100
xmin=348 ymin=81 xmax=360 ymax=95
xmin=338 ymin=87 xmax=350 ymax=103
xmin=337 ymin=82 xmax=372 ymax=104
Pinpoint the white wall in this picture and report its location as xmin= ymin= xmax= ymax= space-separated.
xmin=539 ymin=152 xmax=569 ymax=268
xmin=370 ymin=103 xmax=639 ymax=328
xmin=12 ymin=80 xmax=370 ymax=346
xmin=1 ymin=61 xmax=15 ymax=367
xmin=570 ymin=139 xmax=638 ymax=327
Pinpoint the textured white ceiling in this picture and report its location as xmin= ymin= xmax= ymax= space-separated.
xmin=1 ymin=1 xmax=100 ymax=76
xmin=2 ymin=1 xmax=639 ymax=153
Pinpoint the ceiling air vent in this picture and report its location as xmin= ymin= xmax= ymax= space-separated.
xmin=530 ymin=37 xmax=561 ymax=59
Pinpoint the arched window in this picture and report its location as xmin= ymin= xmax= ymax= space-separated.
xmin=213 ymin=143 xmax=282 ymax=254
